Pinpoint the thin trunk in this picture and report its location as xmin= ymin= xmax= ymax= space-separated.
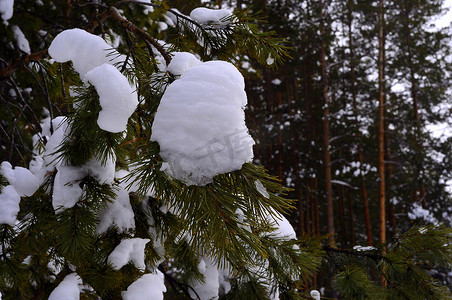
xmin=385 ymin=122 xmax=396 ymax=239
xmin=403 ymin=1 xmax=426 ymax=207
xmin=338 ymin=186 xmax=347 ymax=245
xmin=377 ymin=0 xmax=386 ymax=246
xmin=319 ymin=0 xmax=335 ymax=240
xmin=314 ymin=177 xmax=320 ymax=234
xmin=347 ymin=0 xmax=373 ymax=246
xmin=297 ymin=186 xmax=305 ymax=235
xmin=347 ymin=188 xmax=355 ymax=245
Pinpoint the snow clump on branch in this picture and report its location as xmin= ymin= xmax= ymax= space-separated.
xmin=151 ymin=54 xmax=254 ymax=185
xmin=190 ymin=7 xmax=232 ymax=26
xmin=48 ymin=29 xmax=138 ymax=133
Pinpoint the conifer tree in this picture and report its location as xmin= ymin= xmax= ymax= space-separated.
xmin=0 ymin=1 xmax=451 ymax=299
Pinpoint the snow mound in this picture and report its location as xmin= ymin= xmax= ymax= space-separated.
xmin=122 ymin=271 xmax=166 ymax=300
xmin=0 ymin=161 xmax=39 ymax=225
xmin=151 ymin=59 xmax=254 ymax=185
xmin=12 ymin=25 xmax=30 ymax=54
xmin=48 ymin=28 xmax=119 ymax=80
xmin=0 ymin=185 xmax=21 ymax=226
xmin=85 ymin=63 xmax=138 ymax=133
xmin=52 ymin=154 xmax=115 ymax=212
xmin=167 ymin=52 xmax=201 ymax=76
xmin=189 ymin=258 xmax=220 ymax=300
xmin=267 ymin=208 xmax=296 ymax=240
xmin=97 ymin=186 xmax=135 ymax=234
xmin=0 ymin=0 xmax=14 ymax=24
xmin=190 ymin=7 xmax=231 ymax=26
xmin=48 ymin=273 xmax=82 ymax=300
xmin=43 ymin=116 xmax=70 ymax=171
xmin=108 ymin=238 xmax=150 ymax=270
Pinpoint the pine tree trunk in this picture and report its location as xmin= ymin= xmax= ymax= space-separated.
xmin=377 ymin=0 xmax=386 ymax=246
xmin=319 ymin=0 xmax=335 ymax=240
xmin=403 ymin=0 xmax=426 ymax=208
xmin=347 ymin=187 xmax=355 ymax=246
xmin=347 ymin=1 xmax=373 ymax=246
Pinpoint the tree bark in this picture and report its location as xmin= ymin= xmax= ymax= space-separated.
xmin=347 ymin=0 xmax=373 ymax=246
xmin=377 ymin=0 xmax=386 ymax=246
xmin=319 ymin=0 xmax=335 ymax=241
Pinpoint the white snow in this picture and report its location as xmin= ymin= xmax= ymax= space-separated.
xmin=151 ymin=59 xmax=254 ymax=185
xmin=9 ymin=166 xmax=39 ymax=197
xmin=266 ymin=55 xmax=274 ymax=65
xmin=122 ymin=271 xmax=166 ymax=300
xmin=0 ymin=185 xmax=21 ymax=226
xmin=48 ymin=273 xmax=82 ymax=300
xmin=52 ymin=165 xmax=85 ymax=212
xmin=85 ymin=63 xmax=138 ymax=133
xmin=0 ymin=0 xmax=14 ymax=24
xmin=11 ymin=25 xmax=30 ymax=54
xmin=48 ymin=28 xmax=121 ymax=80
xmin=43 ymin=116 xmax=70 ymax=171
xmin=166 ymin=52 xmax=200 ymax=76
xmin=52 ymin=154 xmax=115 ymax=212
xmin=267 ymin=208 xmax=296 ymax=240
xmin=189 ymin=258 xmax=219 ymax=300
xmin=1 ymin=161 xmax=39 ymax=197
xmin=408 ymin=202 xmax=438 ymax=224
xmin=353 ymin=245 xmax=376 ymax=252
xmin=52 ymin=155 xmax=115 ymax=212
xmin=254 ymin=180 xmax=269 ymax=199
xmin=108 ymin=238 xmax=150 ymax=270
xmin=310 ymin=290 xmax=320 ymax=300
xmin=0 ymin=162 xmax=39 ymax=225
xmin=97 ymin=187 xmax=135 ymax=234
xmin=1 ymin=161 xmax=15 ymax=184
xmin=190 ymin=7 xmax=231 ymax=26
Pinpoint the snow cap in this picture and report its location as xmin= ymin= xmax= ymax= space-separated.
xmin=48 ymin=28 xmax=115 ymax=80
xmin=85 ymin=63 xmax=138 ymax=133
xmin=151 ymin=58 xmax=254 ymax=185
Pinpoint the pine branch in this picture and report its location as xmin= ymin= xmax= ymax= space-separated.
xmin=0 ymin=50 xmax=49 ymax=79
xmin=323 ymin=246 xmax=384 ymax=262
xmin=107 ymin=6 xmax=172 ymax=65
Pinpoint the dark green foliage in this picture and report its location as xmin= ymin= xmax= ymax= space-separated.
xmin=1 ymin=0 xmax=452 ymax=299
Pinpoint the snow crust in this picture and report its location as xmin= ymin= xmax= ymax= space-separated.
xmin=0 ymin=0 xmax=13 ymax=23
xmin=49 ymin=28 xmax=118 ymax=80
xmin=151 ymin=58 xmax=254 ymax=185
xmin=190 ymin=7 xmax=231 ymax=26
xmin=11 ymin=25 xmax=30 ymax=54
xmin=122 ymin=271 xmax=166 ymax=300
xmin=48 ymin=273 xmax=82 ymax=300
xmin=166 ymin=52 xmax=200 ymax=76
xmin=108 ymin=238 xmax=150 ymax=270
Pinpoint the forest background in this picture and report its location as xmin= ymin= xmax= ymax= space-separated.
xmin=1 ymin=0 xmax=452 ymax=298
